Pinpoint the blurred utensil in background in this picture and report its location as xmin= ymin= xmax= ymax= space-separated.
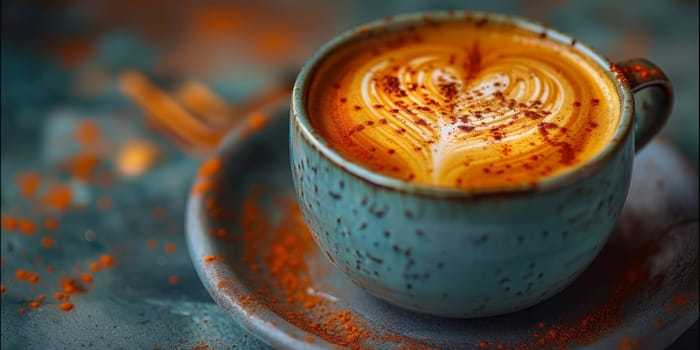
xmin=119 ymin=69 xmax=294 ymax=155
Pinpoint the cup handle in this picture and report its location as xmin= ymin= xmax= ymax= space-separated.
xmin=615 ymin=58 xmax=673 ymax=152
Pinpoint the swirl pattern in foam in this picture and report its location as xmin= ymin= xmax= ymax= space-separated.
xmin=307 ymin=20 xmax=621 ymax=189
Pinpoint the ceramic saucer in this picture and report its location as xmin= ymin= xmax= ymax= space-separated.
xmin=186 ymin=110 xmax=698 ymax=349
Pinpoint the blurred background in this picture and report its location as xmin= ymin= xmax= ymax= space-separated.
xmin=2 ymin=0 xmax=697 ymax=163
xmin=1 ymin=0 xmax=697 ymax=349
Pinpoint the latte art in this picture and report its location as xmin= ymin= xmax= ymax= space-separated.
xmin=308 ymin=20 xmax=620 ymax=189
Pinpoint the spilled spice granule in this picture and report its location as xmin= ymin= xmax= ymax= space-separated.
xmin=164 ymin=242 xmax=177 ymax=253
xmin=246 ymin=111 xmax=268 ymax=133
xmin=665 ymin=294 xmax=693 ymax=314
xmin=2 ymin=216 xmax=18 ymax=230
xmin=75 ymin=120 xmax=100 ymax=146
xmin=152 ymin=207 xmax=167 ymax=221
xmin=44 ymin=217 xmax=59 ymax=231
xmin=15 ymin=269 xmax=40 ymax=283
xmin=204 ymin=255 xmax=222 ymax=263
xmin=147 ymin=239 xmax=158 ymax=250
xmin=17 ymin=172 xmax=41 ymax=198
xmin=42 ymin=185 xmax=73 ymax=212
xmin=169 ymin=275 xmax=180 ymax=285
xmin=0 ymin=285 xmax=6 ymax=294
xmin=79 ymin=273 xmax=94 ymax=283
xmin=28 ymin=301 xmax=41 ymax=309
xmin=18 ymin=219 xmax=36 ymax=235
xmin=60 ymin=302 xmax=74 ymax=312
xmin=61 ymin=278 xmax=86 ymax=295
xmin=672 ymin=296 xmax=689 ymax=306
xmin=99 ymin=254 xmax=115 ymax=267
xmin=65 ymin=153 xmax=100 ymax=181
xmin=40 ymin=236 xmax=55 ymax=248
xmin=618 ymin=336 xmax=638 ymax=350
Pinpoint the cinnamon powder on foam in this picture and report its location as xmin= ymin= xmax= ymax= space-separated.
xmin=308 ymin=19 xmax=620 ymax=190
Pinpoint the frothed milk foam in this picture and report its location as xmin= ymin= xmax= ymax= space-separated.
xmin=307 ymin=19 xmax=621 ymax=189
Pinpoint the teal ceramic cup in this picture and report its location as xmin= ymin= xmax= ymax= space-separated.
xmin=290 ymin=11 xmax=672 ymax=318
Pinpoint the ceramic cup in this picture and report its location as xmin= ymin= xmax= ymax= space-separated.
xmin=289 ymin=11 xmax=672 ymax=318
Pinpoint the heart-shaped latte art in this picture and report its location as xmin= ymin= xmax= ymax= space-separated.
xmin=309 ymin=25 xmax=620 ymax=189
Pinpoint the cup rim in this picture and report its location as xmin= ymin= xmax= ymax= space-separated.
xmin=291 ymin=10 xmax=635 ymax=198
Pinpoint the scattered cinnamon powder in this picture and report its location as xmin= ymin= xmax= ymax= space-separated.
xmin=17 ymin=172 xmax=41 ymax=198
xmin=89 ymin=262 xmax=102 ymax=272
xmin=44 ymin=217 xmax=59 ymax=231
xmin=60 ymin=302 xmax=74 ymax=312
xmin=152 ymin=207 xmax=166 ymax=221
xmin=2 ymin=216 xmax=18 ymax=230
xmin=492 ymin=242 xmax=660 ymax=349
xmin=65 ymin=153 xmax=100 ymax=181
xmin=76 ymin=120 xmax=100 ymax=145
xmin=164 ymin=242 xmax=176 ymax=253
xmin=666 ymin=295 xmax=692 ymax=314
xmin=40 ymin=236 xmax=55 ymax=248
xmin=215 ymin=228 xmax=228 ymax=238
xmin=618 ymin=336 xmax=639 ymax=350
xmin=672 ymin=296 xmax=689 ymax=306
xmin=15 ymin=269 xmax=40 ymax=283
xmin=224 ymin=190 xmax=432 ymax=349
xmin=99 ymin=254 xmax=115 ymax=267
xmin=204 ymin=256 xmax=222 ymax=263
xmin=247 ymin=111 xmax=268 ymax=133
xmin=79 ymin=273 xmax=94 ymax=283
xmin=18 ymin=219 xmax=36 ymax=235
xmin=42 ymin=185 xmax=73 ymax=211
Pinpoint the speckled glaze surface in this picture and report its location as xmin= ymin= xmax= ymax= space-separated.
xmin=289 ymin=11 xmax=672 ymax=317
xmin=186 ymin=111 xmax=697 ymax=349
